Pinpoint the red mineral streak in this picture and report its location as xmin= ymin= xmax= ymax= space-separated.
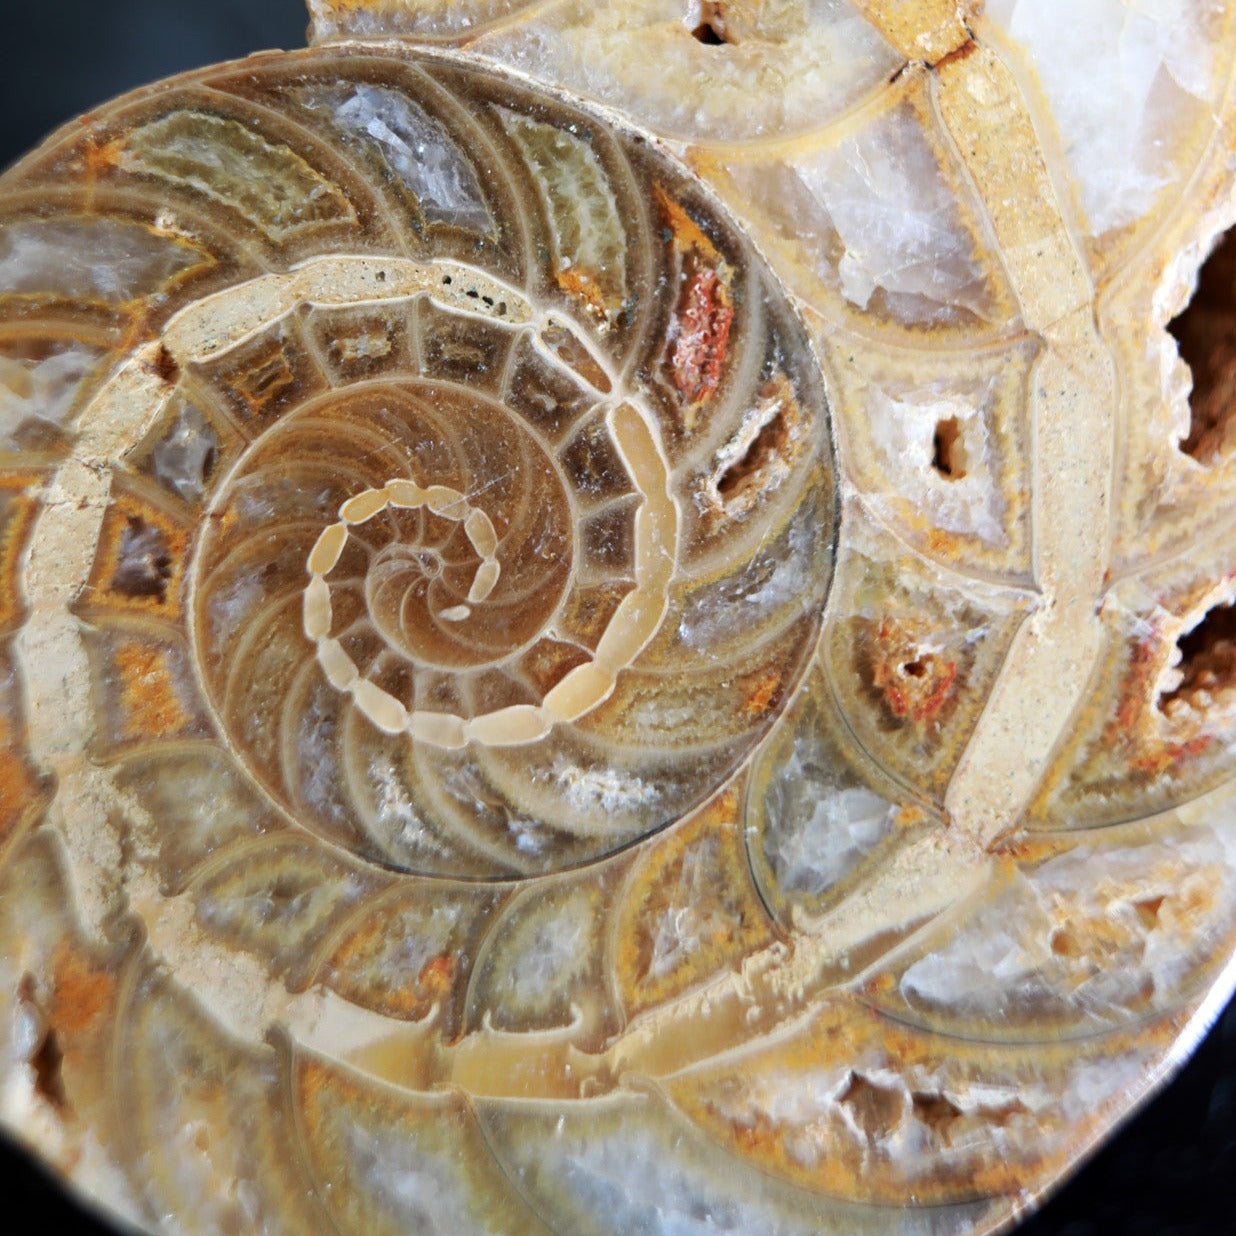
xmin=872 ymin=620 xmax=957 ymax=723
xmin=671 ymin=261 xmax=734 ymax=405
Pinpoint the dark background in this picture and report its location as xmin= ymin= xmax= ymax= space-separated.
xmin=1 ymin=2 xmax=1234 ymax=1232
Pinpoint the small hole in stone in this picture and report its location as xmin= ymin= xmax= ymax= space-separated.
xmin=838 ymin=1071 xmax=903 ymax=1140
xmin=717 ymin=410 xmax=788 ymax=503
xmin=1170 ymin=226 xmax=1236 ymax=462
xmin=902 ymin=658 xmax=928 ymax=679
xmin=1135 ymin=895 xmax=1166 ymax=930
xmin=692 ymin=21 xmax=728 ymax=44
xmin=151 ymin=345 xmax=179 ymax=384
xmin=31 ymin=1027 xmax=66 ymax=1110
xmin=931 ymin=417 xmax=967 ymax=480
xmin=911 ymin=1091 xmax=962 ymax=1137
xmin=1158 ymin=600 xmax=1236 ymax=714
xmin=112 ymin=515 xmax=173 ymax=602
xmin=268 ymin=874 xmax=305 ymax=908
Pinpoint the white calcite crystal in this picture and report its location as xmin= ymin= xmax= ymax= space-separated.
xmin=309 ymin=82 xmax=494 ymax=230
xmin=0 ymin=345 xmax=105 ymax=449
xmin=986 ymin=0 xmax=1218 ymax=234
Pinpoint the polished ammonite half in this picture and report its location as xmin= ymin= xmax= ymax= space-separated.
xmin=3 ymin=2 xmax=1236 ymax=1234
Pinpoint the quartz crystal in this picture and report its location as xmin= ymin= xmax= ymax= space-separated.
xmin=3 ymin=3 xmax=1236 ymax=1234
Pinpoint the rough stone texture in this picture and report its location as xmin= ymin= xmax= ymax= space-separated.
xmin=3 ymin=3 xmax=1236 ymax=1234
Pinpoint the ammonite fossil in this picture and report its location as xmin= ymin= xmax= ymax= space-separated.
xmin=3 ymin=2 xmax=1236 ymax=1233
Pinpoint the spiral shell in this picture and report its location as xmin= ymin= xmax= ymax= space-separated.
xmin=6 ymin=45 xmax=833 ymax=876
xmin=306 ymin=9 xmax=1236 ymax=1230
xmin=6 ymin=6 xmax=1236 ymax=1236
xmin=0 ymin=36 xmax=843 ymax=1235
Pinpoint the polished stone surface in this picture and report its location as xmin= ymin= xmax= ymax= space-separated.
xmin=4 ymin=4 xmax=1236 ymax=1234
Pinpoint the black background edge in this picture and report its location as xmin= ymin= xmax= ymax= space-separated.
xmin=0 ymin=2 xmax=1232 ymax=1232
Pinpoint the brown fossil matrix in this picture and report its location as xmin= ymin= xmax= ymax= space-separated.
xmin=3 ymin=2 xmax=1236 ymax=1234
